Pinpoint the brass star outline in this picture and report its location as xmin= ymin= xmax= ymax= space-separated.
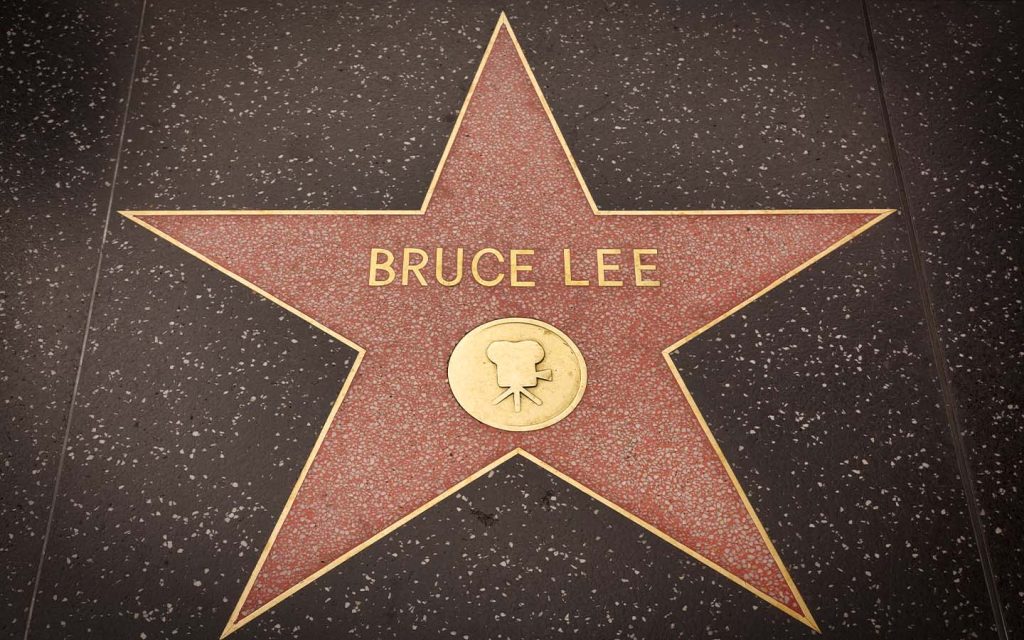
xmin=123 ymin=13 xmax=894 ymax=637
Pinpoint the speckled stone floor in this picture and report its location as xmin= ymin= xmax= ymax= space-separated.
xmin=2 ymin=1 xmax=1021 ymax=639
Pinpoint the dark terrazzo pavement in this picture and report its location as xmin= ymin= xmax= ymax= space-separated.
xmin=0 ymin=0 xmax=142 ymax=636
xmin=870 ymin=2 xmax=1024 ymax=635
xmin=673 ymin=214 xmax=996 ymax=638
xmin=3 ymin=0 xmax=1019 ymax=638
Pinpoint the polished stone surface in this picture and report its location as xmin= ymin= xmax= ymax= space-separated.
xmin=0 ymin=0 xmax=141 ymax=635
xmin=3 ymin=1 xmax=1019 ymax=638
xmin=674 ymin=214 xmax=996 ymax=637
xmin=871 ymin=2 xmax=1024 ymax=635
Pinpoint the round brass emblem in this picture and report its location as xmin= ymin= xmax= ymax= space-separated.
xmin=447 ymin=318 xmax=587 ymax=432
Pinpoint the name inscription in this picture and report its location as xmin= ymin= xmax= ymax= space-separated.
xmin=368 ymin=248 xmax=661 ymax=288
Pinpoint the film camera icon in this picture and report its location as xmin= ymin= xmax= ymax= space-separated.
xmin=486 ymin=340 xmax=552 ymax=413
xmin=448 ymin=318 xmax=585 ymax=432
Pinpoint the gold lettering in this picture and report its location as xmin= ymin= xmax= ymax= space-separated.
xmin=596 ymin=249 xmax=622 ymax=287
xmin=471 ymin=248 xmax=505 ymax=286
xmin=510 ymin=249 xmax=535 ymax=287
xmin=402 ymin=248 xmax=429 ymax=286
xmin=368 ymin=248 xmax=396 ymax=286
xmin=435 ymin=247 xmax=464 ymax=286
xmin=633 ymin=248 xmax=660 ymax=287
xmin=370 ymin=247 xmax=662 ymax=288
xmin=562 ymin=249 xmax=589 ymax=286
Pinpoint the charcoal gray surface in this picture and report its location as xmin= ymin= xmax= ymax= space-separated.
xmin=4 ymin=0 xmax=1018 ymax=638
xmin=871 ymin=2 xmax=1024 ymax=635
xmin=0 ymin=0 xmax=142 ymax=635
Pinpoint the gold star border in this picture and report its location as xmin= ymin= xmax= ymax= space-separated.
xmin=123 ymin=13 xmax=894 ymax=637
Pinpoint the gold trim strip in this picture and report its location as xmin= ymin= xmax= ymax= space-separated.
xmin=500 ymin=14 xmax=601 ymax=215
xmin=120 ymin=12 xmax=899 ymax=636
xmin=121 ymin=209 xmax=424 ymax=216
xmin=220 ymin=449 xmax=524 ymax=638
xmin=596 ymin=208 xmax=893 ymax=216
xmin=517 ymin=449 xmax=820 ymax=631
xmin=123 ymin=212 xmax=361 ymax=349
xmin=123 ymin=207 xmax=893 ymax=217
xmin=417 ymin=10 xmax=507 ymax=213
xmin=665 ymin=209 xmax=894 ymax=352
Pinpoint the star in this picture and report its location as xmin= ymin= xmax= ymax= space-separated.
xmin=123 ymin=14 xmax=892 ymax=637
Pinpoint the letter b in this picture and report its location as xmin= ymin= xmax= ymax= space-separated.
xmin=368 ymin=248 xmax=396 ymax=286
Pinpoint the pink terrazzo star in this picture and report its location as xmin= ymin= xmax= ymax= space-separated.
xmin=125 ymin=15 xmax=891 ymax=637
